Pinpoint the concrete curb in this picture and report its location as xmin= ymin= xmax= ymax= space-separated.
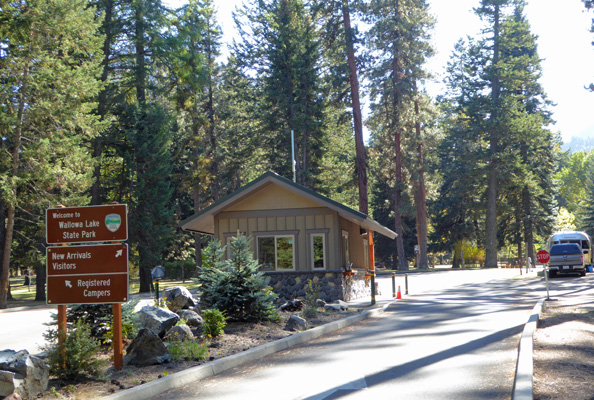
xmin=101 ymin=301 xmax=394 ymax=400
xmin=512 ymin=298 xmax=545 ymax=400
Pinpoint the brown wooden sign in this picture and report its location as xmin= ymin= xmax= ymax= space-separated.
xmin=46 ymin=204 xmax=128 ymax=244
xmin=47 ymin=273 xmax=129 ymax=305
xmin=47 ymin=243 xmax=128 ymax=276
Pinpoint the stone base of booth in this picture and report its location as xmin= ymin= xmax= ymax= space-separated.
xmin=265 ymin=270 xmax=370 ymax=304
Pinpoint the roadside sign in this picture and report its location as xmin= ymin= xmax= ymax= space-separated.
xmin=47 ymin=243 xmax=128 ymax=276
xmin=47 ymin=273 xmax=128 ymax=305
xmin=46 ymin=204 xmax=127 ymax=244
xmin=536 ymin=250 xmax=550 ymax=264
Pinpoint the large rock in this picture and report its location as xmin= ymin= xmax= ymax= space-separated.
xmin=0 ymin=350 xmax=49 ymax=400
xmin=164 ymin=286 xmax=196 ymax=313
xmin=164 ymin=325 xmax=194 ymax=342
xmin=324 ymin=300 xmax=349 ymax=312
xmin=137 ymin=306 xmax=179 ymax=337
xmin=123 ymin=329 xmax=171 ymax=367
xmin=284 ymin=316 xmax=307 ymax=332
xmin=279 ymin=299 xmax=304 ymax=312
xmin=177 ymin=310 xmax=203 ymax=328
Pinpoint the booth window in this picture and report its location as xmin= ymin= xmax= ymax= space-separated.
xmin=258 ymin=235 xmax=294 ymax=271
xmin=311 ymin=234 xmax=326 ymax=269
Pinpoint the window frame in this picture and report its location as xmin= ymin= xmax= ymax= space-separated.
xmin=255 ymin=233 xmax=296 ymax=271
xmin=310 ymin=233 xmax=326 ymax=270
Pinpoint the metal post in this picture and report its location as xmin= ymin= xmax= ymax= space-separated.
xmin=113 ymin=304 xmax=123 ymax=370
xmin=291 ymin=130 xmax=296 ymax=183
xmin=405 ymin=273 xmax=409 ymax=295
xmin=369 ymin=232 xmax=376 ymax=305
xmin=545 ymin=265 xmax=551 ymax=301
xmin=392 ymin=272 xmax=396 ymax=298
xmin=154 ymin=280 xmax=159 ymax=303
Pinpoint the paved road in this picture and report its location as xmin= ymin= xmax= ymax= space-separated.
xmin=157 ymin=270 xmax=548 ymax=400
xmin=0 ymin=305 xmax=54 ymax=354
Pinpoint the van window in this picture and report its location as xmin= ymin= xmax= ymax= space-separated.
xmin=550 ymin=244 xmax=581 ymax=255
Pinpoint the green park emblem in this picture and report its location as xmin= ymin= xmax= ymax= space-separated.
xmin=105 ymin=213 xmax=122 ymax=232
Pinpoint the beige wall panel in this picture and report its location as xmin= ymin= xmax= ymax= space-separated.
xmin=326 ymin=214 xmax=338 ymax=268
xmin=226 ymin=184 xmax=321 ymax=212
xmin=258 ymin=217 xmax=267 ymax=231
xmin=315 ymin=214 xmax=325 ymax=229
xmin=277 ymin=217 xmax=286 ymax=231
xmin=267 ymin=217 xmax=276 ymax=231
xmin=229 ymin=219 xmax=239 ymax=233
xmin=248 ymin=218 xmax=258 ymax=235
xmin=238 ymin=218 xmax=248 ymax=234
xmin=287 ymin=216 xmax=296 ymax=230
xmin=296 ymin=216 xmax=306 ymax=270
xmin=306 ymin=215 xmax=314 ymax=228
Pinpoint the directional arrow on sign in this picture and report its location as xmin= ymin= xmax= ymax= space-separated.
xmin=116 ymin=250 xmax=123 ymax=258
xmin=65 ymin=280 xmax=72 ymax=288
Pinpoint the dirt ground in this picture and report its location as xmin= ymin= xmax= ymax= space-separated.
xmin=34 ymin=309 xmax=359 ymax=400
xmin=533 ymin=298 xmax=594 ymax=400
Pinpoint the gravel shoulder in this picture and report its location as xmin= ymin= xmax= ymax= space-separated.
xmin=533 ymin=296 xmax=594 ymax=400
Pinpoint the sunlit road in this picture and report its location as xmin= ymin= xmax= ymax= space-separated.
xmin=156 ymin=269 xmax=561 ymax=400
xmin=0 ymin=305 xmax=54 ymax=354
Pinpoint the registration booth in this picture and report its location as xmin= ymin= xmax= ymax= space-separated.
xmin=181 ymin=172 xmax=397 ymax=302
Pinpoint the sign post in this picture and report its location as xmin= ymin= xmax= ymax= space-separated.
xmin=536 ymin=250 xmax=551 ymax=301
xmin=45 ymin=204 xmax=128 ymax=370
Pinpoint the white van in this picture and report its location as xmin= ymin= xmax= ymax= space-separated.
xmin=547 ymin=229 xmax=592 ymax=267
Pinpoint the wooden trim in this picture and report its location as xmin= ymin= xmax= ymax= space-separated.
xmin=217 ymin=207 xmax=332 ymax=219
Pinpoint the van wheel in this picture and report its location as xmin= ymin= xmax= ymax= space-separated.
xmin=580 ymin=270 xmax=586 ymax=277
xmin=548 ymin=271 xmax=556 ymax=278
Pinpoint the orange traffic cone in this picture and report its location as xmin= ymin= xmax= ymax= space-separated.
xmin=396 ymin=285 xmax=402 ymax=299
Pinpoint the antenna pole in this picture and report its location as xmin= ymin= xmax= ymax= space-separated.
xmin=291 ymin=130 xmax=296 ymax=183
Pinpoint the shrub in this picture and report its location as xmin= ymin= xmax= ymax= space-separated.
xmin=47 ymin=300 xmax=139 ymax=341
xmin=304 ymin=279 xmax=320 ymax=308
xmin=167 ymin=340 xmax=209 ymax=361
xmin=202 ymin=308 xmax=227 ymax=338
xmin=45 ymin=320 xmax=105 ymax=380
xmin=196 ymin=235 xmax=278 ymax=322
xmin=301 ymin=306 xmax=318 ymax=320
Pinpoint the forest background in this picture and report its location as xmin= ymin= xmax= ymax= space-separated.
xmin=2 ymin=0 xmax=594 ymax=308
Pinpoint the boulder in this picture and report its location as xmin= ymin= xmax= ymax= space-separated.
xmin=0 ymin=350 xmax=49 ymax=400
xmin=137 ymin=306 xmax=180 ymax=338
xmin=177 ymin=310 xmax=203 ymax=328
xmin=164 ymin=325 xmax=194 ymax=342
xmin=324 ymin=300 xmax=349 ymax=312
xmin=284 ymin=315 xmax=307 ymax=332
xmin=279 ymin=299 xmax=304 ymax=312
xmin=164 ymin=286 xmax=196 ymax=313
xmin=315 ymin=299 xmax=326 ymax=308
xmin=123 ymin=329 xmax=171 ymax=367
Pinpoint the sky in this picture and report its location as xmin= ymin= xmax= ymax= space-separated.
xmin=165 ymin=0 xmax=594 ymax=144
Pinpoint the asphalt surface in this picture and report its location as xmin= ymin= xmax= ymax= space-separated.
xmin=152 ymin=270 xmax=544 ymax=400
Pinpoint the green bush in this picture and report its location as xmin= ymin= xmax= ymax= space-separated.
xmin=202 ymin=308 xmax=227 ymax=338
xmin=196 ymin=235 xmax=278 ymax=322
xmin=167 ymin=340 xmax=209 ymax=361
xmin=45 ymin=320 xmax=105 ymax=380
xmin=304 ymin=279 xmax=320 ymax=308
xmin=47 ymin=300 xmax=139 ymax=341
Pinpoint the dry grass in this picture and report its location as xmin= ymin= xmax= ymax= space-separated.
xmin=533 ymin=301 xmax=594 ymax=400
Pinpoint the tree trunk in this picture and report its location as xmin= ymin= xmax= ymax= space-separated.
xmin=413 ymin=82 xmax=428 ymax=269
xmin=0 ymin=64 xmax=28 ymax=309
xmin=134 ymin=1 xmax=146 ymax=106
xmin=91 ymin=0 xmax=114 ymax=205
xmin=35 ymin=259 xmax=46 ymax=302
xmin=391 ymin=0 xmax=407 ymax=271
xmin=342 ymin=0 xmax=368 ymax=215
xmin=484 ymin=4 xmax=501 ymax=268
